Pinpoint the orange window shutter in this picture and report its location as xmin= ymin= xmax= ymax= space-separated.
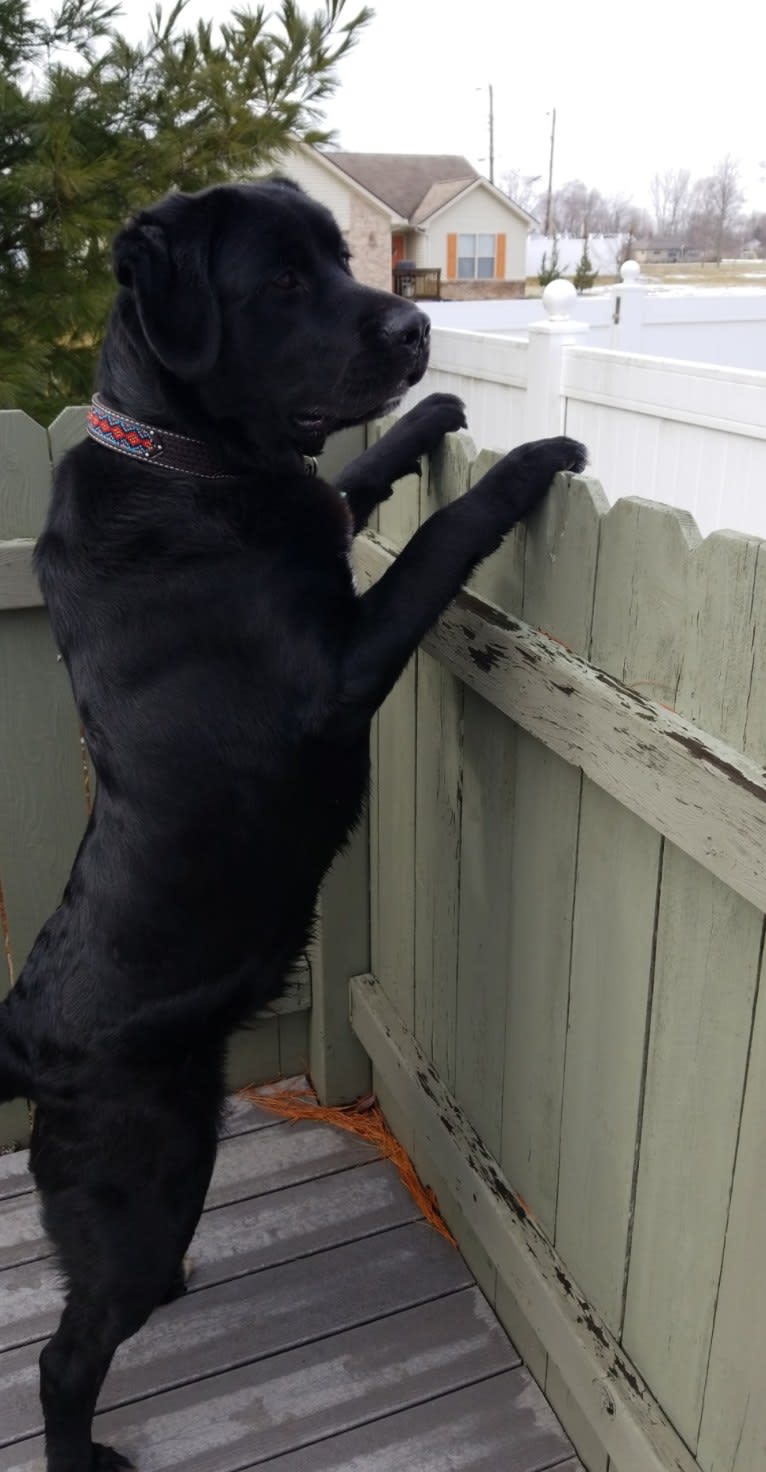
xmin=446 ymin=233 xmax=457 ymax=280
xmin=496 ymin=233 xmax=506 ymax=278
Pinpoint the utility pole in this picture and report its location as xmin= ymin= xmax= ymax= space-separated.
xmin=544 ymin=107 xmax=556 ymax=235
xmin=476 ymin=84 xmax=495 ymax=184
xmin=488 ymin=84 xmax=495 ymax=185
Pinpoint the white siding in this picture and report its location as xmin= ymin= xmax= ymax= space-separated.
xmin=409 ymin=232 xmax=429 ymax=268
xmin=425 ymin=188 xmax=528 ymax=281
xmin=268 ymin=146 xmax=384 ymax=235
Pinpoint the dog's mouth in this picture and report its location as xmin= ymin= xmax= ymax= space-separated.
xmin=290 ymin=381 xmax=414 ymax=446
xmin=289 ymin=411 xmax=337 ymax=454
xmin=291 ymin=411 xmax=334 ymax=438
xmin=290 ymin=339 xmax=429 ymax=450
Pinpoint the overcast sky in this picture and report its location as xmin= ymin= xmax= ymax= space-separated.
xmin=63 ymin=0 xmax=766 ymax=213
xmin=321 ymin=0 xmax=766 ymax=213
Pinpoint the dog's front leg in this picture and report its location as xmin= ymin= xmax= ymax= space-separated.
xmin=339 ymin=436 xmax=586 ymax=724
xmin=336 ymin=393 xmax=467 ymax=533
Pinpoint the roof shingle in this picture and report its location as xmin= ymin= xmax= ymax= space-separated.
xmin=327 ymin=152 xmax=479 ymax=219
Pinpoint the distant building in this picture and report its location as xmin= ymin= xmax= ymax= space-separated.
xmin=633 ymin=238 xmax=704 ymax=265
xmin=269 ymin=143 xmax=534 ymax=298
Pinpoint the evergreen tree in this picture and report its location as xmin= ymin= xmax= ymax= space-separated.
xmin=572 ymin=239 xmax=598 ymax=293
xmin=537 ymin=237 xmax=563 ymax=288
xmin=0 ymin=0 xmax=371 ymax=420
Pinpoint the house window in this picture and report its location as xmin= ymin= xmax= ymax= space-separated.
xmin=457 ymin=233 xmax=496 ymax=279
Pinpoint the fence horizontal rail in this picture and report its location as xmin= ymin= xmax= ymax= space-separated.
xmin=355 ymin=526 xmax=766 ymax=913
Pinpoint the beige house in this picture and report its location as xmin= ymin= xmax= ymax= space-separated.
xmin=270 ymin=144 xmax=534 ymax=298
xmin=331 ymin=152 xmax=534 ymax=299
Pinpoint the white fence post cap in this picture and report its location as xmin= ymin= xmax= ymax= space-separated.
xmin=542 ymin=278 xmax=577 ymax=320
xmin=620 ymin=260 xmax=641 ymax=283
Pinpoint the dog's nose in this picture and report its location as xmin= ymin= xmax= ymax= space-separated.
xmin=378 ymin=304 xmax=430 ymax=353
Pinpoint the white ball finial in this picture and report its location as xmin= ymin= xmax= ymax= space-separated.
xmin=542 ymin=278 xmax=576 ymax=320
xmin=620 ymin=259 xmax=640 ymax=283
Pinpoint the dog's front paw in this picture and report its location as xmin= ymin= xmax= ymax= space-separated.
xmin=379 ymin=394 xmax=468 ymax=483
xmin=513 ymin=436 xmax=587 ymax=478
xmin=405 ymin=393 xmax=468 ymax=451
xmin=550 ymin=436 xmax=587 ymax=475
xmin=490 ymin=435 xmax=588 ymax=525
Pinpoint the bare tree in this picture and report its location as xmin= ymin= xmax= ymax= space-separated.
xmin=687 ymin=155 xmax=745 ymax=261
xmin=599 ymin=194 xmax=633 ymax=233
xmin=546 ymin=179 xmax=640 ymax=236
xmin=649 ymin=168 xmax=691 ymax=235
xmin=708 ymin=154 xmax=745 ymax=259
xmin=500 ymin=167 xmax=542 ymax=216
xmin=549 ymin=178 xmax=603 ymax=234
xmin=616 ymin=206 xmax=654 ymax=266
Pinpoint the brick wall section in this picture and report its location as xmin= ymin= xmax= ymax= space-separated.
xmin=440 ymin=279 xmax=526 ymax=300
xmin=347 ymin=197 xmax=393 ymax=292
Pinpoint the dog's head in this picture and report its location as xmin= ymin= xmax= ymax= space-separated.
xmin=110 ymin=179 xmax=431 ymax=460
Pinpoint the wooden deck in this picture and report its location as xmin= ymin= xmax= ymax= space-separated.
xmin=0 ymin=1094 xmax=582 ymax=1471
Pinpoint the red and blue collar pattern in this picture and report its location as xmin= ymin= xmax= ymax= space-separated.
xmin=87 ymin=400 xmax=159 ymax=460
xmin=86 ymin=395 xmax=237 ymax=479
xmin=86 ymin=394 xmax=320 ymax=480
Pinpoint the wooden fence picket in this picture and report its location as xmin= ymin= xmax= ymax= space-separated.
xmin=622 ymin=529 xmax=766 ymax=1448
xmin=0 ymin=413 xmax=87 ymax=1145
xmin=413 ymin=433 xmax=473 ymax=1088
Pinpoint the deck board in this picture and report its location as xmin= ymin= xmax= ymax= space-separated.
xmin=243 ymin=1374 xmax=581 ymax=1472
xmin=0 ymin=1159 xmax=423 ymax=1351
xmin=0 ymin=1093 xmax=581 ymax=1472
xmin=0 ymin=1225 xmax=473 ymax=1442
xmin=206 ymin=1120 xmax=379 ymax=1210
xmin=6 ymin=1291 xmax=520 ymax=1470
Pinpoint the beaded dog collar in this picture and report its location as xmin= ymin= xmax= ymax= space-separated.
xmin=87 ymin=395 xmax=318 ymax=479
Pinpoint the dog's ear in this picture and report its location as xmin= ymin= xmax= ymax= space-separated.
xmin=113 ymin=197 xmax=221 ymax=382
xmin=267 ymin=175 xmax=305 ymax=194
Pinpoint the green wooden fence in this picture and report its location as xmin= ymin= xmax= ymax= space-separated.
xmin=344 ymin=424 xmax=766 ymax=1472
xmin=2 ymin=406 xmax=765 ymax=1472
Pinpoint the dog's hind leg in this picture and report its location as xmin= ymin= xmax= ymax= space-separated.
xmin=160 ymin=1254 xmax=194 ymax=1304
xmin=37 ymin=1134 xmax=216 ymax=1472
xmin=40 ymin=1294 xmax=146 ymax=1472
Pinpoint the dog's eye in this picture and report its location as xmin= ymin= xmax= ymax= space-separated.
xmin=340 ymin=250 xmax=353 ymax=274
xmin=272 ymin=269 xmax=300 ymax=291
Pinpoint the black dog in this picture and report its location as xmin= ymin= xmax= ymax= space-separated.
xmin=0 ymin=177 xmax=585 ymax=1471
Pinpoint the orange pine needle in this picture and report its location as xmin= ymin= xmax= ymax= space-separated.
xmin=239 ymin=1082 xmax=457 ymax=1248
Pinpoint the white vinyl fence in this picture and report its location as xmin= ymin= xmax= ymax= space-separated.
xmin=407 ymin=279 xmax=766 ymax=539
xmin=525 ymin=231 xmax=625 ymax=279
xmin=422 ymin=266 xmax=766 ymax=373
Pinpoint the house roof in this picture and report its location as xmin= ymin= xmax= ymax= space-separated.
xmin=328 ymin=153 xmax=479 ymax=218
xmin=287 ymin=141 xmax=407 ymax=224
xmin=410 ymin=178 xmax=476 ymax=225
xmin=326 ymin=151 xmax=535 ymax=229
